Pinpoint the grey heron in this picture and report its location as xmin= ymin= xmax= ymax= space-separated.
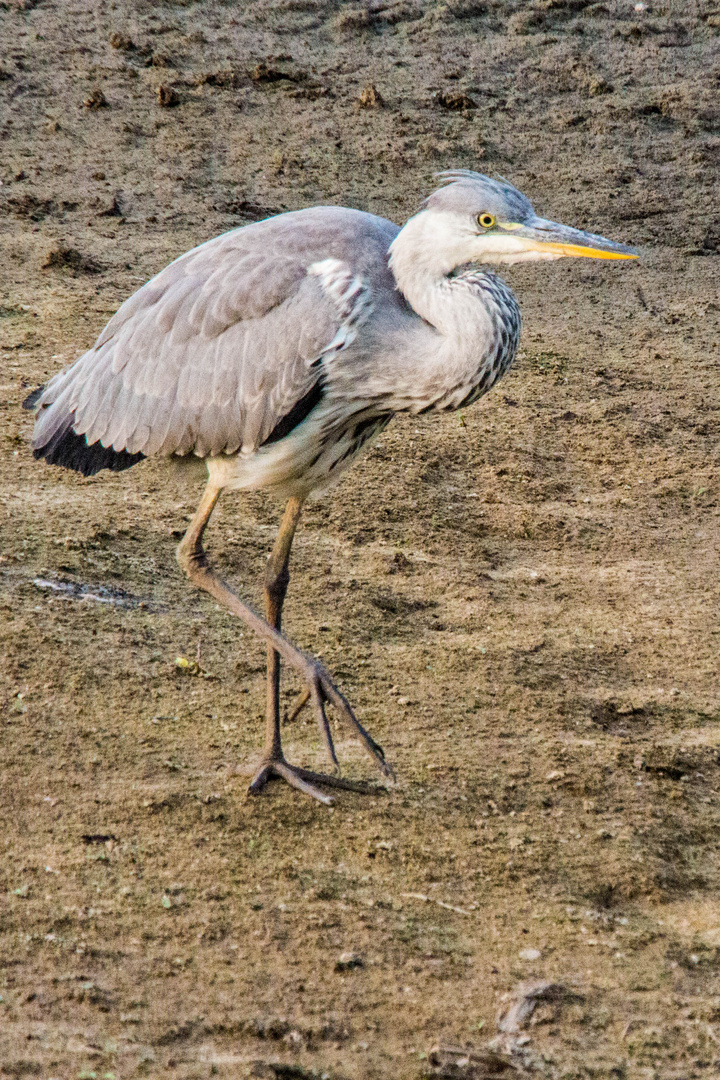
xmin=24 ymin=171 xmax=637 ymax=804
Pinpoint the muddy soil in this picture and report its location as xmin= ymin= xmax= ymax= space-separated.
xmin=2 ymin=1 xmax=720 ymax=1077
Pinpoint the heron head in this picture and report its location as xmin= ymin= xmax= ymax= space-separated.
xmin=422 ymin=171 xmax=638 ymax=266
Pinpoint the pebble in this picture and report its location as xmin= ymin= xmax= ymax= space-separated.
xmin=358 ymin=84 xmax=383 ymax=108
xmin=157 ymin=85 xmax=179 ymax=108
xmin=335 ymin=951 xmax=363 ymax=971
xmin=83 ymin=89 xmax=108 ymax=110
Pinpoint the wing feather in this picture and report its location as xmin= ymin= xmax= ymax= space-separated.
xmin=29 ymin=208 xmax=398 ymax=467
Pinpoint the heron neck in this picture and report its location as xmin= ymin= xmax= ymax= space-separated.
xmin=389 ymin=211 xmax=506 ymax=345
xmin=382 ymin=212 xmax=520 ymax=412
xmin=389 ymin=212 xmax=464 ymax=333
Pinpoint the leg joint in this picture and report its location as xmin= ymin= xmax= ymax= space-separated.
xmin=177 ymin=538 xmax=208 ymax=578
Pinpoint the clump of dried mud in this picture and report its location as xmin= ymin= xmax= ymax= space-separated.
xmin=2 ymin=2 xmax=720 ymax=1078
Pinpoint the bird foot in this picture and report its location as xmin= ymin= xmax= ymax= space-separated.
xmin=301 ymin=659 xmax=394 ymax=781
xmin=248 ymin=756 xmax=387 ymax=806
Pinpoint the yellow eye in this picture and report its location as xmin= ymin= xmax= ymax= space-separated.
xmin=477 ymin=213 xmax=496 ymax=229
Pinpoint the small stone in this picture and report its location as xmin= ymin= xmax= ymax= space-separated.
xmin=41 ymin=245 xmax=102 ymax=274
xmin=588 ymin=78 xmax=613 ymax=96
xmin=251 ymin=62 xmax=288 ymax=84
xmin=151 ymin=51 xmax=173 ymax=68
xmin=519 ymin=947 xmax=541 ymax=961
xmin=109 ymin=31 xmax=134 ymax=51
xmin=358 ymin=84 xmax=383 ymax=108
xmin=335 ymin=951 xmax=363 ymax=971
xmin=157 ymin=85 xmax=179 ymax=107
xmin=428 ymin=1046 xmax=514 ymax=1075
xmin=84 ymin=88 xmax=108 ymax=110
xmin=435 ymin=90 xmax=477 ymax=111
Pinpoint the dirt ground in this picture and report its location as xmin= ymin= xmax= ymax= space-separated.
xmin=2 ymin=0 xmax=720 ymax=1077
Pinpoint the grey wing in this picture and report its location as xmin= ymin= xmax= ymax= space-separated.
xmin=29 ymin=232 xmax=370 ymax=464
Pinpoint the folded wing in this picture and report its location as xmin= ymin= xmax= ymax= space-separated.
xmin=28 ymin=223 xmax=370 ymax=474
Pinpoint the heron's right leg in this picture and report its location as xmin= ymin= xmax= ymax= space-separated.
xmin=176 ymin=482 xmax=392 ymax=803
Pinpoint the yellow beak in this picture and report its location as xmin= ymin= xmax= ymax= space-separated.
xmin=504 ymin=217 xmax=638 ymax=260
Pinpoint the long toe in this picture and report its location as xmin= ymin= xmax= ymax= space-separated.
xmin=306 ymin=662 xmax=393 ymax=779
xmin=246 ymin=757 xmax=387 ymax=804
xmin=248 ymin=761 xmax=274 ymax=794
xmin=273 ymin=761 xmax=335 ymax=805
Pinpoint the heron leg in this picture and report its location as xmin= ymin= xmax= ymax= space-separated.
xmin=261 ymin=498 xmax=339 ymax=774
xmin=263 ymin=496 xmax=303 ymax=758
xmin=177 ymin=482 xmax=392 ymax=804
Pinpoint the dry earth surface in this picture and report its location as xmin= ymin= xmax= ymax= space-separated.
xmin=2 ymin=0 xmax=720 ymax=1078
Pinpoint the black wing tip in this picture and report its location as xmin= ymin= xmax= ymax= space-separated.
xmin=34 ymin=425 xmax=145 ymax=477
xmin=23 ymin=385 xmax=45 ymax=410
xmin=261 ymin=379 xmax=324 ymax=447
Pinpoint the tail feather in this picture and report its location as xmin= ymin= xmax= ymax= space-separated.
xmin=22 ymin=386 xmax=45 ymax=410
xmin=26 ymin=379 xmax=145 ymax=477
xmin=33 ymin=418 xmax=145 ymax=476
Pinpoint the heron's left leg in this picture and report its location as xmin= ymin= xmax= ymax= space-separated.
xmin=250 ymin=497 xmax=340 ymax=798
xmin=260 ymin=497 xmax=339 ymax=770
xmin=266 ymin=505 xmax=323 ymax=731
xmin=262 ymin=496 xmax=304 ymax=760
